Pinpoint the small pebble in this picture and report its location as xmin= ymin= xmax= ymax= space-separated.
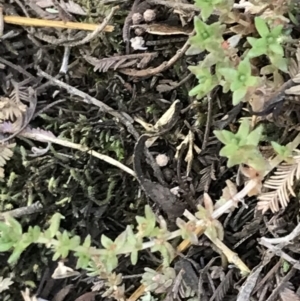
xmin=155 ymin=153 xmax=169 ymax=167
xmin=132 ymin=12 xmax=143 ymax=25
xmin=143 ymin=9 xmax=156 ymax=22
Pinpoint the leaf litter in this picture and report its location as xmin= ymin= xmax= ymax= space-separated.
xmin=1 ymin=0 xmax=300 ymax=301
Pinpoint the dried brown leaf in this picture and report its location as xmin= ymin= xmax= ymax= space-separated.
xmin=82 ymin=52 xmax=157 ymax=73
xmin=20 ymin=127 xmax=56 ymax=142
xmin=36 ymin=0 xmax=87 ymax=15
xmin=285 ymin=85 xmax=300 ymax=95
xmin=196 ymin=163 xmax=215 ymax=192
xmin=257 ymin=154 xmax=300 ymax=213
xmin=210 ymin=269 xmax=234 ymax=301
xmin=279 ymin=284 xmax=300 ymax=301
xmin=52 ymin=284 xmax=74 ymax=301
xmin=74 ymin=292 xmax=96 ymax=301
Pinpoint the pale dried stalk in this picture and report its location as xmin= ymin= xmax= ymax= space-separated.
xmin=205 ymin=231 xmax=250 ymax=275
xmin=260 ymin=222 xmax=300 ymax=246
xmin=0 ymin=201 xmax=43 ymax=221
xmin=20 ymin=130 xmax=136 ymax=177
xmin=3 ymin=15 xmax=114 ymax=32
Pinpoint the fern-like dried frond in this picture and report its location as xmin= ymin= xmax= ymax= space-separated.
xmin=0 ymin=142 xmax=16 ymax=179
xmin=81 ymin=51 xmax=158 ymax=73
xmin=0 ymin=97 xmax=26 ymax=123
xmin=0 ymin=82 xmax=32 ymax=131
xmin=257 ymin=155 xmax=300 ymax=213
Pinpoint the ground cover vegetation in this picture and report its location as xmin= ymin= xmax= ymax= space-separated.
xmin=1 ymin=0 xmax=300 ymax=300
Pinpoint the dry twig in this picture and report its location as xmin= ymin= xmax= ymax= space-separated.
xmin=119 ymin=34 xmax=194 ymax=77
xmin=3 ymin=15 xmax=114 ymax=32
xmin=60 ymin=6 xmax=119 ymax=47
xmin=0 ymin=201 xmax=43 ymax=221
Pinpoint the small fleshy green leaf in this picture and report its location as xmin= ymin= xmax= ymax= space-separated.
xmin=230 ymin=79 xmax=244 ymax=91
xmin=271 ymin=141 xmax=285 ymax=155
xmin=186 ymin=44 xmax=203 ymax=56
xmin=254 ymin=17 xmax=270 ymax=37
xmin=232 ymin=87 xmax=247 ymax=105
xmin=238 ymin=59 xmax=251 ymax=76
xmin=101 ymin=234 xmax=113 ymax=249
xmin=106 ymin=254 xmax=118 ymax=272
xmin=218 ymin=67 xmax=237 ymax=82
xmin=69 ymin=236 xmax=80 ymax=249
xmin=83 ymin=235 xmax=91 ymax=248
xmin=61 ymin=230 xmax=70 ymax=245
xmin=270 ymin=24 xmax=283 ymax=38
xmin=205 ymin=225 xmax=218 ymax=240
xmin=282 ymin=260 xmax=290 ymax=273
xmin=5 ymin=215 xmax=22 ymax=237
xmin=48 ymin=213 xmax=64 ymax=238
xmin=0 ymin=222 xmax=9 ymax=233
xmin=247 ymin=37 xmax=258 ymax=47
xmin=201 ymin=5 xmax=214 ymax=21
xmin=0 ymin=242 xmax=14 ymax=252
xmin=219 ymin=144 xmax=239 ymax=157
xmin=195 ymin=205 xmax=208 ymax=220
xmin=213 ymin=220 xmax=224 ymax=240
xmin=246 ymin=38 xmax=267 ymax=57
xmin=189 ymin=84 xmax=205 ymax=97
xmin=60 ymin=246 xmax=69 ymax=258
xmin=213 ymin=130 xmax=236 ymax=145
xmin=271 ymin=141 xmax=292 ymax=159
xmin=269 ymin=43 xmax=284 ymax=56
xmin=30 ymin=226 xmax=41 ymax=241
xmin=114 ymin=231 xmax=127 ymax=251
xmin=245 ymin=75 xmax=259 ymax=87
xmin=193 ymin=16 xmax=206 ymax=34
xmin=245 ymin=125 xmax=263 ymax=146
xmin=227 ymin=155 xmax=242 ymax=167
xmin=131 ymin=250 xmax=138 ymax=265
xmin=271 ymin=56 xmax=288 ymax=72
xmin=236 ymin=119 xmax=250 ymax=140
xmin=8 ymin=247 xmax=24 ymax=264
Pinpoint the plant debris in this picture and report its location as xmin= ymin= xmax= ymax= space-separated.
xmin=2 ymin=0 xmax=300 ymax=301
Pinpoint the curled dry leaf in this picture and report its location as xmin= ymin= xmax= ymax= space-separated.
xmin=0 ymin=276 xmax=13 ymax=293
xmin=52 ymin=261 xmax=80 ymax=279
